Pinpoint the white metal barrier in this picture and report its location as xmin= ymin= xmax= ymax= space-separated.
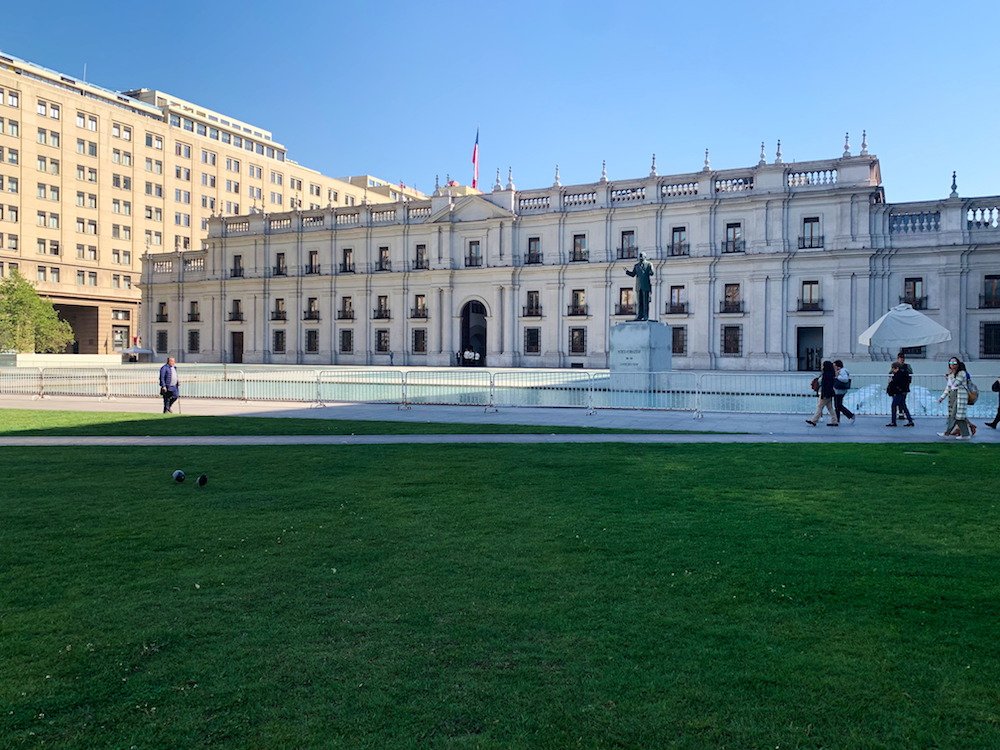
xmin=1 ymin=366 xmax=997 ymax=418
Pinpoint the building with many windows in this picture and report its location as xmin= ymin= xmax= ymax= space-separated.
xmin=142 ymin=145 xmax=1000 ymax=370
xmin=0 ymin=51 xmax=422 ymax=354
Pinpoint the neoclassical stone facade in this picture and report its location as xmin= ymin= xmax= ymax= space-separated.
xmin=142 ymin=147 xmax=1000 ymax=370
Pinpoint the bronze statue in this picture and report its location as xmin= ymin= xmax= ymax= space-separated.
xmin=624 ymin=252 xmax=654 ymax=321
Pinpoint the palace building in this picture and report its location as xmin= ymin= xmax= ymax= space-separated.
xmin=0 ymin=50 xmax=422 ymax=354
xmin=141 ymin=143 xmax=1000 ymax=371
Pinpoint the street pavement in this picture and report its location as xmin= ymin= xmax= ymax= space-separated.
xmin=1 ymin=394 xmax=998 ymax=446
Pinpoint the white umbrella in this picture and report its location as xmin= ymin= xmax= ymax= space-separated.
xmin=122 ymin=346 xmax=154 ymax=355
xmin=858 ymin=303 xmax=952 ymax=348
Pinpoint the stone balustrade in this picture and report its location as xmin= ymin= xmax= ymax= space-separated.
xmin=889 ymin=211 xmax=940 ymax=233
xmin=715 ymin=176 xmax=753 ymax=193
xmin=787 ymin=169 xmax=838 ymax=187
xmin=661 ymin=181 xmax=698 ymax=197
xmin=610 ymin=186 xmax=645 ymax=203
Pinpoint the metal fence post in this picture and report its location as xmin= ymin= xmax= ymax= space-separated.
xmin=693 ymin=373 xmax=704 ymax=419
xmin=241 ymin=370 xmax=248 ymax=402
xmin=587 ymin=373 xmax=596 ymax=415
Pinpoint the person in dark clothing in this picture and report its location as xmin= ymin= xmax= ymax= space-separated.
xmin=832 ymin=360 xmax=855 ymax=424
xmin=986 ymin=378 xmax=1000 ymax=429
xmin=886 ymin=362 xmax=915 ymax=427
xmin=806 ymin=360 xmax=839 ymax=426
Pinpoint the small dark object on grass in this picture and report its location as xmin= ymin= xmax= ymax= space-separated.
xmin=197 ymin=474 xmax=208 ymax=487
xmin=172 ymin=470 xmax=186 ymax=483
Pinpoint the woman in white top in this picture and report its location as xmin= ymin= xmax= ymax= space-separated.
xmin=937 ymin=357 xmax=971 ymax=439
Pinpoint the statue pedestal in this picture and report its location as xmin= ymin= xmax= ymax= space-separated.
xmin=609 ymin=321 xmax=672 ymax=389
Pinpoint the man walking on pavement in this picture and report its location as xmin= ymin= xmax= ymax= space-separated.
xmin=158 ymin=356 xmax=180 ymax=413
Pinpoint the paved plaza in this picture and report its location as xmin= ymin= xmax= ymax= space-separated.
xmin=2 ymin=394 xmax=997 ymax=446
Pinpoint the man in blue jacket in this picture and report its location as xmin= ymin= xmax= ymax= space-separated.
xmin=158 ymin=356 xmax=179 ymax=413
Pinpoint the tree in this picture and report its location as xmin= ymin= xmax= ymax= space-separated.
xmin=0 ymin=270 xmax=74 ymax=353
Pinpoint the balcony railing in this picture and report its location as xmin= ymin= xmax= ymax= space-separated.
xmin=567 ymin=304 xmax=589 ymax=316
xmin=155 ymin=314 xmax=169 ymax=323
xmin=616 ymin=246 xmax=638 ymax=260
xmin=522 ymin=305 xmax=543 ymax=317
xmin=665 ymin=302 xmax=688 ymax=314
xmin=980 ymin=294 xmax=1000 ymax=309
xmin=721 ymin=240 xmax=745 ymax=254
xmin=372 ymin=309 xmax=391 ymax=320
xmin=615 ymin=303 xmax=636 ymax=316
xmin=228 ymin=312 xmax=244 ymax=322
xmin=271 ymin=311 xmax=287 ymax=321
xmin=187 ymin=313 xmax=200 ymax=322
xmin=525 ymin=252 xmax=543 ymax=265
xmin=339 ymin=262 xmax=355 ymax=273
xmin=303 ymin=311 xmax=321 ymax=321
xmin=900 ymin=295 xmax=927 ymax=310
xmin=569 ymin=250 xmax=589 ymax=262
xmin=668 ymin=242 xmax=690 ymax=257
xmin=273 ymin=266 xmax=288 ymax=276
xmin=798 ymin=235 xmax=825 ymax=249
xmin=410 ymin=307 xmax=428 ymax=319
xmin=375 ymin=260 xmax=392 ymax=272
xmin=304 ymin=264 xmax=320 ymax=275
xmin=413 ymin=258 xmax=429 ymax=270
xmin=337 ymin=309 xmax=355 ymax=320
xmin=230 ymin=267 xmax=244 ymax=277
xmin=465 ymin=255 xmax=483 ymax=267
xmin=797 ymin=298 xmax=823 ymax=312
xmin=720 ymin=301 xmax=744 ymax=314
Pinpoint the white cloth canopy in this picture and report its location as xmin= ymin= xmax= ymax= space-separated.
xmin=122 ymin=346 xmax=154 ymax=354
xmin=857 ymin=303 xmax=952 ymax=348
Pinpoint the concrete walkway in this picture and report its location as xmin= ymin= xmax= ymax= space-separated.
xmin=1 ymin=394 xmax=997 ymax=445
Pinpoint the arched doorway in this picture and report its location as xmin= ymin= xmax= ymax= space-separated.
xmin=460 ymin=301 xmax=487 ymax=366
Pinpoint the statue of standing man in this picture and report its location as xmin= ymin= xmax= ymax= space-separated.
xmin=624 ymin=252 xmax=654 ymax=321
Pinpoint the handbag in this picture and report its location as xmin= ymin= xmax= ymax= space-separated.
xmin=992 ymin=379 xmax=1000 ymax=393
xmin=967 ymin=381 xmax=979 ymax=405
xmin=810 ymin=376 xmax=819 ymax=393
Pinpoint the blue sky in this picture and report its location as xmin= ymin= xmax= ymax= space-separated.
xmin=2 ymin=0 xmax=995 ymax=202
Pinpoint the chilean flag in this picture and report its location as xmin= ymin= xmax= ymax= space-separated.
xmin=471 ymin=129 xmax=479 ymax=189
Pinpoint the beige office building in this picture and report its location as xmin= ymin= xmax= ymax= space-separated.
xmin=0 ymin=50 xmax=422 ymax=353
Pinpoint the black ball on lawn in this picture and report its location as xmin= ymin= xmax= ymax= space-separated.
xmin=197 ymin=474 xmax=208 ymax=487
xmin=172 ymin=470 xmax=185 ymax=483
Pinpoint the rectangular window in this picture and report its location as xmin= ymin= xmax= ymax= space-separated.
xmin=187 ymin=330 xmax=200 ymax=354
xmin=412 ymin=329 xmax=427 ymax=354
xmin=983 ymin=275 xmax=1000 ymax=308
xmin=375 ymin=329 xmax=390 ymax=353
xmin=721 ymin=325 xmax=742 ymax=356
xmin=668 ymin=285 xmax=687 ymax=314
xmin=903 ymin=277 xmax=925 ymax=309
xmin=670 ymin=226 xmax=689 ymax=256
xmin=981 ymin=321 xmax=1000 ymax=359
xmin=672 ymin=326 xmax=687 ymax=355
xmin=272 ymin=330 xmax=286 ymax=354
xmin=723 ymin=223 xmax=744 ymax=253
xmin=722 ymin=283 xmax=742 ymax=313
xmin=569 ymin=327 xmax=587 ymax=355
xmin=569 ymin=289 xmax=587 ymax=316
xmin=305 ymin=329 xmax=319 ymax=353
xmin=155 ymin=330 xmax=168 ymax=353
xmin=412 ymin=294 xmax=427 ymax=318
xmin=800 ymin=280 xmax=821 ymax=311
xmin=571 ymin=234 xmax=588 ymax=262
xmin=524 ymin=290 xmax=541 ymax=317
xmin=619 ymin=230 xmax=636 ymax=258
xmin=466 ymin=240 xmax=482 ymax=267
xmin=524 ymin=327 xmax=541 ymax=354
xmin=339 ymin=329 xmax=354 ymax=354
xmin=616 ymin=287 xmax=635 ymax=316
xmin=800 ymin=216 xmax=823 ymax=248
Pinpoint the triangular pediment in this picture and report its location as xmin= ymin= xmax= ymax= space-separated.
xmin=427 ymin=195 xmax=516 ymax=224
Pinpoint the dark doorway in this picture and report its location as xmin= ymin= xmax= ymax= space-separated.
xmin=52 ymin=304 xmax=99 ymax=353
xmin=460 ymin=300 xmax=487 ymax=366
xmin=796 ymin=327 xmax=823 ymax=371
xmin=231 ymin=331 xmax=244 ymax=364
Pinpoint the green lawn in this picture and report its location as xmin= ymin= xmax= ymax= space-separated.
xmin=0 ymin=409 xmax=678 ymax=437
xmin=1 ymin=443 xmax=998 ymax=748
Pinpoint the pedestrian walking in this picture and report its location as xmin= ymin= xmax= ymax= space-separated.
xmin=158 ymin=356 xmax=180 ymax=414
xmin=937 ymin=357 xmax=971 ymax=439
xmin=833 ymin=360 xmax=855 ymax=424
xmin=806 ymin=360 xmax=839 ymax=427
xmin=885 ymin=362 xmax=915 ymax=427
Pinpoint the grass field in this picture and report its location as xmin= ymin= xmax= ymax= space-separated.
xmin=0 ymin=409 xmax=677 ymax=437
xmin=2 ymin=442 xmax=999 ymax=749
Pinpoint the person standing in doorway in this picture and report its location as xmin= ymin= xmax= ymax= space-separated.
xmin=806 ymin=360 xmax=839 ymax=427
xmin=158 ymin=356 xmax=179 ymax=414
xmin=832 ymin=360 xmax=855 ymax=424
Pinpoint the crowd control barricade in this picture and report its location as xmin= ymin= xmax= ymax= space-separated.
xmin=0 ymin=367 xmax=43 ymax=397
xmin=492 ymin=370 xmax=593 ymax=409
xmin=402 ymin=369 xmax=492 ymax=407
xmin=592 ymin=371 xmax=699 ymax=412
xmin=318 ymin=370 xmax=404 ymax=405
xmin=695 ymin=372 xmax=816 ymax=415
xmin=39 ymin=368 xmax=107 ymax=398
xmin=243 ymin=369 xmax=319 ymax=402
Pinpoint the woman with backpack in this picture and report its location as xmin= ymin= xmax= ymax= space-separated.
xmin=806 ymin=360 xmax=839 ymax=427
